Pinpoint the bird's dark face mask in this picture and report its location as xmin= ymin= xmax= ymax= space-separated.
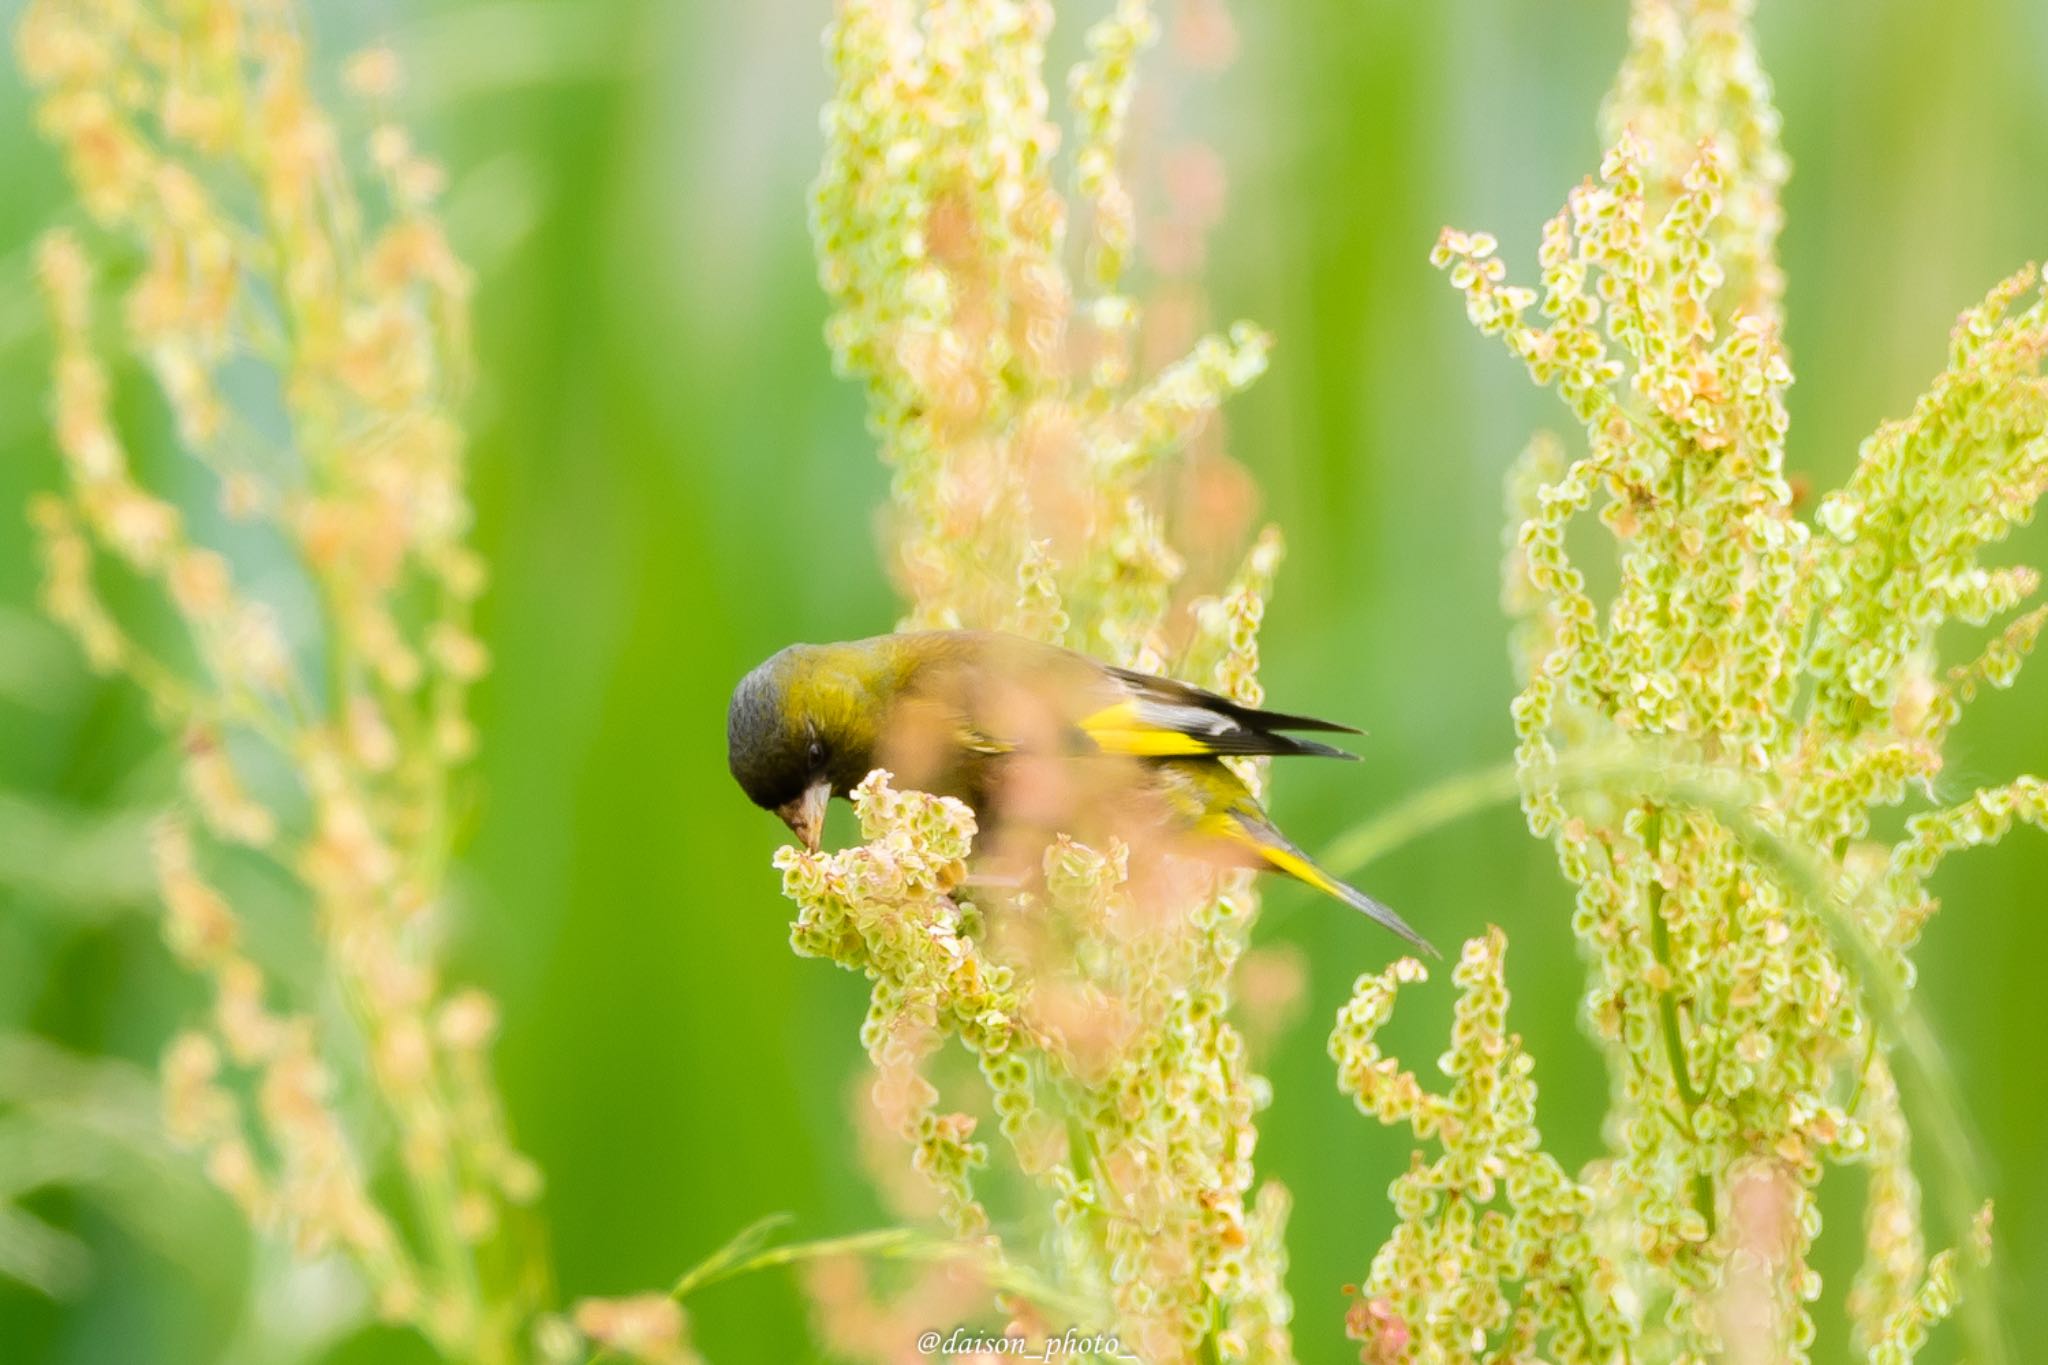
xmin=727 ymin=650 xmax=835 ymax=852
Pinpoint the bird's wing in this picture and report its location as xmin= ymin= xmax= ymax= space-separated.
xmin=1077 ymin=665 xmax=1361 ymax=760
xmin=896 ymin=631 xmax=1359 ymax=762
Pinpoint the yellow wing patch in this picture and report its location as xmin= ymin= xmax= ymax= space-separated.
xmin=1078 ymin=700 xmax=1219 ymax=757
xmin=957 ymin=724 xmax=1013 ymax=756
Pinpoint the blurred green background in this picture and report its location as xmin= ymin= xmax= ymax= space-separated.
xmin=4 ymin=1 xmax=2046 ymax=1361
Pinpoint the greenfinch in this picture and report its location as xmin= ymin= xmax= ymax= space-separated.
xmin=726 ymin=630 xmax=1433 ymax=955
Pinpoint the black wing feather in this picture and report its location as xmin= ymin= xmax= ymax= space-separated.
xmin=1102 ymin=665 xmax=1362 ymax=760
xmin=1104 ymin=665 xmax=1362 ymax=734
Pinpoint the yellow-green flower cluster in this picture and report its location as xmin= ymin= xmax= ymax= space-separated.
xmin=1807 ymin=266 xmax=2048 ymax=749
xmin=780 ymin=770 xmax=1289 ymax=1362
xmin=1329 ymin=1 xmax=2042 ymax=1361
xmin=18 ymin=3 xmax=541 ymax=1360
xmin=1601 ymin=0 xmax=1786 ymax=324
xmin=780 ymin=774 xmax=1004 ymax=1237
xmin=1070 ymin=0 xmax=1158 ymax=295
xmin=811 ymin=0 xmax=1270 ymax=666
xmin=803 ymin=2 xmax=1292 ymax=1359
xmin=1329 ymin=930 xmax=1630 ymax=1364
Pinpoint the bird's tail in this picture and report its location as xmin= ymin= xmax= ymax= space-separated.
xmin=1253 ymin=833 xmax=1439 ymax=958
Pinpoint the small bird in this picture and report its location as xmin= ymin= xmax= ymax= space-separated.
xmin=726 ymin=630 xmax=1434 ymax=954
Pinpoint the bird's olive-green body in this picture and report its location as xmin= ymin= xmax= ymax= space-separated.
xmin=726 ymin=630 xmax=1433 ymax=953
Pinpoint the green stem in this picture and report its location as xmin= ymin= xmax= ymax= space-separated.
xmin=1642 ymin=805 xmax=1717 ymax=1238
xmin=1319 ymin=760 xmax=1531 ymax=877
xmin=1643 ymin=804 xmax=1704 ymax=1111
xmin=583 ymin=1219 xmax=1106 ymax=1364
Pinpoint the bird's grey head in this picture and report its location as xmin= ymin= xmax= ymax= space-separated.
xmin=727 ymin=646 xmax=832 ymax=851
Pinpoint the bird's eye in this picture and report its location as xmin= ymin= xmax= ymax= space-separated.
xmin=808 ymin=739 xmax=826 ymax=767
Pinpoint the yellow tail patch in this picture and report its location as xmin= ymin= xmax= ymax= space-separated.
xmin=1198 ymin=804 xmax=1340 ymax=892
xmin=1254 ymin=839 xmax=1346 ymax=899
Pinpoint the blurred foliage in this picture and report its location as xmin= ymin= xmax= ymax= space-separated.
xmin=1 ymin=1 xmax=2045 ymax=1362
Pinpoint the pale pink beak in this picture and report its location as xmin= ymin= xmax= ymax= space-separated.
xmin=775 ymin=778 xmax=832 ymax=853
